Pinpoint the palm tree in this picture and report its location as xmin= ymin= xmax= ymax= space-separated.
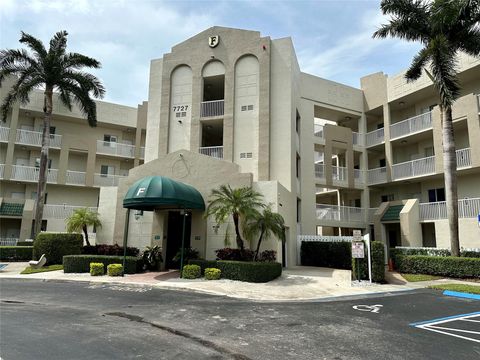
xmin=244 ymin=206 xmax=285 ymax=261
xmin=0 ymin=31 xmax=105 ymax=239
xmin=373 ymin=0 xmax=480 ymax=256
xmin=206 ymin=185 xmax=265 ymax=250
xmin=66 ymin=208 xmax=102 ymax=247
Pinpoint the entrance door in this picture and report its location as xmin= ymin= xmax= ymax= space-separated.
xmin=166 ymin=211 xmax=192 ymax=269
xmin=388 ymin=230 xmax=398 ymax=248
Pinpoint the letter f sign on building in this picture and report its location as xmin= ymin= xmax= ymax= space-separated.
xmin=209 ymin=36 xmax=219 ymax=48
xmin=136 ymin=187 xmax=146 ymax=196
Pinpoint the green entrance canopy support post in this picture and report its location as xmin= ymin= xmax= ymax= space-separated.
xmin=179 ymin=207 xmax=186 ymax=278
xmin=121 ymin=208 xmax=130 ymax=277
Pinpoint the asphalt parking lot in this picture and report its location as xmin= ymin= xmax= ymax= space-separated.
xmin=1 ymin=279 xmax=479 ymax=359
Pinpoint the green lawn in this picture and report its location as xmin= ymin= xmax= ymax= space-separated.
xmin=401 ymin=273 xmax=443 ymax=282
xmin=429 ymin=283 xmax=480 ymax=295
xmin=20 ymin=265 xmax=63 ymax=274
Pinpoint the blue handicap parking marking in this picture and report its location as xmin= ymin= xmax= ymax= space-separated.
xmin=411 ymin=311 xmax=480 ymax=343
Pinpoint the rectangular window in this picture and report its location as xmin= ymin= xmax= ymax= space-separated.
xmin=35 ymin=158 xmax=52 ymax=169
xmin=379 ymin=158 xmax=386 ymax=168
xmin=428 ymin=188 xmax=445 ymax=202
xmin=296 ymin=198 xmax=301 ymax=222
xmin=100 ymin=165 xmax=115 ymax=177
xmin=49 ymin=126 xmax=56 ymax=138
xmin=295 ymin=110 xmax=301 ymax=134
xmin=296 ymin=154 xmax=301 ymax=178
xmin=104 ymin=135 xmax=117 ymax=146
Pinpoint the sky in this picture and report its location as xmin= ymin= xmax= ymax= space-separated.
xmin=0 ymin=0 xmax=422 ymax=107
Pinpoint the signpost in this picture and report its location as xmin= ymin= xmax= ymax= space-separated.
xmin=352 ymin=233 xmax=364 ymax=282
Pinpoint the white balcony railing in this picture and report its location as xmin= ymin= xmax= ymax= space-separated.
xmin=392 ymin=156 xmax=435 ymax=180
xmin=16 ymin=128 xmax=62 ymax=148
xmin=66 ymin=170 xmax=86 ymax=185
xmin=314 ymin=164 xmax=325 ymax=179
xmin=390 ymin=112 xmax=432 ymax=139
xmin=420 ymin=197 xmax=480 ymax=220
xmin=201 ymin=100 xmax=224 ymax=117
xmin=0 ymin=126 xmax=9 ymax=142
xmin=456 ymin=148 xmax=471 ymax=168
xmin=96 ymin=140 xmax=135 ymax=158
xmin=367 ymin=167 xmax=387 ymax=185
xmin=314 ymin=124 xmax=324 ymax=139
xmin=332 ymin=166 xmax=347 ymax=183
xmin=316 ymin=204 xmax=365 ymax=223
xmin=0 ymin=164 xmax=4 ymax=179
xmin=365 ymin=128 xmax=384 ymax=147
xmin=43 ymin=204 xmax=98 ymax=219
xmin=0 ymin=238 xmax=18 ymax=246
xmin=93 ymin=173 xmax=126 ymax=187
xmin=199 ymin=146 xmax=223 ymax=159
xmin=352 ymin=132 xmax=364 ymax=146
xmin=354 ymin=169 xmax=365 ymax=185
xmin=140 ymin=147 xmax=145 ymax=159
xmin=11 ymin=165 xmax=58 ymax=183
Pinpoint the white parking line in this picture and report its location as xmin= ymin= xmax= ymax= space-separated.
xmin=412 ymin=313 xmax=480 ymax=343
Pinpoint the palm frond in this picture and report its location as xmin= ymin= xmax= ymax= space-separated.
xmin=49 ymin=30 xmax=69 ymax=58
xmin=19 ymin=31 xmax=47 ymax=58
xmin=405 ymin=47 xmax=432 ymax=81
xmin=63 ymin=52 xmax=102 ymax=69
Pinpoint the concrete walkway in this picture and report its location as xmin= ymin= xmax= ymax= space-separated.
xmin=0 ymin=263 xmax=422 ymax=301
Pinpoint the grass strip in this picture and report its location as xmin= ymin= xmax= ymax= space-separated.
xmin=20 ymin=265 xmax=63 ymax=274
xmin=428 ymin=283 xmax=480 ymax=295
xmin=401 ymin=273 xmax=442 ymax=282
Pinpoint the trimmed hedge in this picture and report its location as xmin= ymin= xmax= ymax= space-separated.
xmin=34 ymin=233 xmax=83 ymax=265
xmin=371 ymin=242 xmax=385 ymax=283
xmin=217 ymin=260 xmax=282 ymax=283
xmin=301 ymin=241 xmax=352 ymax=269
xmin=205 ymin=268 xmax=221 ymax=280
xmin=90 ymin=263 xmax=104 ymax=276
xmin=0 ymin=246 xmax=33 ymax=261
xmin=17 ymin=240 xmax=34 ymax=246
xmin=83 ymin=244 xmax=140 ymax=257
xmin=63 ymin=255 xmax=141 ymax=274
xmin=182 ymin=264 xmax=201 ymax=279
xmin=394 ymin=255 xmax=480 ymax=279
xmin=189 ymin=259 xmax=282 ymax=282
xmin=107 ymin=264 xmax=123 ymax=276
xmin=391 ymin=247 xmax=480 ymax=259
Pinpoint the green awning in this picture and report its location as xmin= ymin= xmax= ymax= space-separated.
xmin=381 ymin=205 xmax=404 ymax=222
xmin=123 ymin=176 xmax=205 ymax=211
xmin=0 ymin=202 xmax=24 ymax=216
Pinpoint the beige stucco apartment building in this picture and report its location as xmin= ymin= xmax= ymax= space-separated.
xmin=1 ymin=27 xmax=479 ymax=266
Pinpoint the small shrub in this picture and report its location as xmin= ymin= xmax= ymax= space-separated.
xmin=216 ymin=261 xmax=282 ymax=283
xmin=215 ymin=248 xmax=254 ymax=261
xmin=90 ymin=262 xmax=104 ymax=276
xmin=205 ymin=267 xmax=221 ymax=280
xmin=0 ymin=246 xmax=33 ymax=261
xmin=107 ymin=264 xmax=123 ymax=276
xmin=394 ymin=255 xmax=480 ymax=279
xmin=63 ymin=255 xmax=141 ymax=274
xmin=257 ymin=250 xmax=276 ymax=262
xmin=189 ymin=259 xmax=218 ymax=275
xmin=182 ymin=264 xmax=201 ymax=279
xmin=34 ymin=233 xmax=83 ymax=265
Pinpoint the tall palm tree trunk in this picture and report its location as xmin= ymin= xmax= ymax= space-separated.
xmin=33 ymin=88 xmax=52 ymax=239
xmin=442 ymin=106 xmax=460 ymax=256
xmin=232 ymin=213 xmax=244 ymax=250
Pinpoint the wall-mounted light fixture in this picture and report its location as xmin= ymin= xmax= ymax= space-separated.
xmin=134 ymin=210 xmax=143 ymax=220
xmin=399 ymin=101 xmax=405 ymax=106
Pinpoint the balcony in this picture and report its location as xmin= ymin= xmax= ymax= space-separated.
xmin=66 ymin=170 xmax=86 ymax=186
xmin=314 ymin=164 xmax=325 ymax=179
xmin=456 ymin=148 xmax=471 ymax=168
xmin=96 ymin=140 xmax=135 ymax=158
xmin=365 ymin=128 xmax=384 ymax=147
xmin=332 ymin=166 xmax=347 ymax=184
xmin=419 ymin=197 xmax=480 ymax=220
xmin=367 ymin=167 xmax=387 ymax=185
xmin=201 ymin=100 xmax=224 ymax=117
xmin=392 ymin=156 xmax=435 ymax=180
xmin=0 ymin=126 xmax=9 ymax=142
xmin=354 ymin=169 xmax=365 ymax=186
xmin=11 ymin=165 xmax=58 ymax=183
xmin=0 ymin=164 xmax=4 ymax=179
xmin=352 ymin=132 xmax=364 ymax=146
xmin=316 ymin=204 xmax=366 ymax=224
xmin=93 ymin=173 xmax=126 ymax=187
xmin=199 ymin=146 xmax=223 ymax=159
xmin=16 ymin=128 xmax=62 ymax=148
xmin=390 ymin=112 xmax=432 ymax=140
xmin=43 ymin=204 xmax=98 ymax=219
